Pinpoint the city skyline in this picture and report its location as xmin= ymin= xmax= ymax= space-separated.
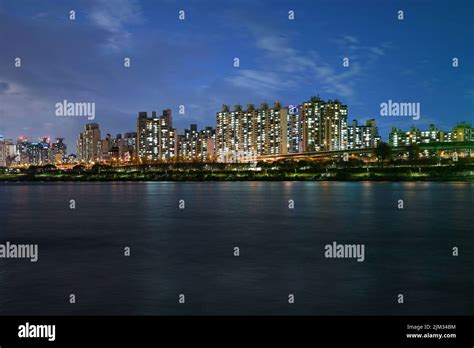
xmin=1 ymin=92 xmax=472 ymax=167
xmin=0 ymin=94 xmax=472 ymax=152
xmin=0 ymin=0 xmax=473 ymax=147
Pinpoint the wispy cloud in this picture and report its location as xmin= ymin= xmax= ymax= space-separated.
xmin=229 ymin=69 xmax=293 ymax=93
xmin=334 ymin=35 xmax=391 ymax=61
xmin=88 ymin=0 xmax=144 ymax=50
xmin=227 ymin=25 xmax=384 ymax=100
xmin=343 ymin=35 xmax=359 ymax=44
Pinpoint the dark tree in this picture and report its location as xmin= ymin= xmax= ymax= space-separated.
xmin=374 ymin=142 xmax=392 ymax=168
xmin=407 ymin=143 xmax=421 ymax=165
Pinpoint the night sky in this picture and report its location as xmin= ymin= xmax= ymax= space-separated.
xmin=0 ymin=0 xmax=472 ymax=150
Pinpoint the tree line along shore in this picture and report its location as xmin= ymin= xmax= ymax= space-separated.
xmin=1 ymin=157 xmax=473 ymax=182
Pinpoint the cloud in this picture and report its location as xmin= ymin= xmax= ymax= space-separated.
xmin=89 ymin=0 xmax=143 ymax=33
xmin=343 ymin=35 xmax=359 ymax=44
xmin=228 ymin=70 xmax=290 ymax=93
xmin=0 ymin=79 xmax=64 ymax=139
xmin=334 ymin=35 xmax=390 ymax=62
xmin=227 ymin=26 xmax=380 ymax=100
xmin=32 ymin=12 xmax=48 ymax=19
xmin=88 ymin=0 xmax=144 ymax=50
xmin=370 ymin=47 xmax=385 ymax=56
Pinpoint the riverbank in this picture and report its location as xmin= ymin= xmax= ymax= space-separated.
xmin=1 ymin=165 xmax=473 ymax=182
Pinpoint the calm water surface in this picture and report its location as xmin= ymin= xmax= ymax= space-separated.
xmin=0 ymin=182 xmax=472 ymax=315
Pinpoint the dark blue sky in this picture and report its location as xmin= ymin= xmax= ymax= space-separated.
xmin=0 ymin=0 xmax=472 ymax=149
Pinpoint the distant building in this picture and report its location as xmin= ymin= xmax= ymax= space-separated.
xmin=98 ymin=133 xmax=114 ymax=162
xmin=390 ymin=126 xmax=422 ymax=147
xmin=38 ymin=137 xmax=51 ymax=164
xmin=50 ymin=138 xmax=67 ymax=165
xmin=216 ymin=101 xmax=288 ymax=162
xmin=198 ymin=126 xmax=216 ymax=161
xmin=216 ymin=104 xmax=250 ymax=162
xmin=287 ymin=105 xmax=302 ymax=153
xmin=2 ymin=139 xmax=16 ymax=166
xmin=25 ymin=142 xmax=42 ymax=165
xmin=256 ymin=102 xmax=288 ymax=156
xmin=136 ymin=110 xmax=177 ymax=162
xmin=119 ymin=132 xmax=137 ymax=163
xmin=391 ymin=124 xmax=457 ymax=147
xmin=452 ymin=122 xmax=473 ymax=142
xmin=347 ymin=119 xmax=380 ymax=149
xmin=389 ymin=122 xmax=473 ymax=147
xmin=178 ymin=124 xmax=215 ymax=161
xmin=179 ymin=124 xmax=198 ymax=160
xmin=300 ymin=96 xmax=348 ymax=152
xmin=420 ymin=124 xmax=445 ymax=144
xmin=77 ymin=123 xmax=101 ymax=164
xmin=14 ymin=137 xmax=50 ymax=166
xmin=16 ymin=137 xmax=29 ymax=165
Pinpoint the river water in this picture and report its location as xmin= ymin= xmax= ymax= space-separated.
xmin=0 ymin=182 xmax=472 ymax=315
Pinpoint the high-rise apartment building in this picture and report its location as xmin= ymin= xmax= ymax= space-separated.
xmin=1 ymin=139 xmax=16 ymax=166
xmin=51 ymin=138 xmax=67 ymax=165
xmin=136 ymin=110 xmax=177 ymax=162
xmin=287 ymin=105 xmax=302 ymax=153
xmin=119 ymin=132 xmax=137 ymax=162
xmin=178 ymin=124 xmax=215 ymax=161
xmin=198 ymin=126 xmax=216 ymax=161
xmin=77 ymin=123 xmax=101 ymax=164
xmin=216 ymin=102 xmax=288 ymax=162
xmin=301 ymin=97 xmax=348 ymax=152
xmin=98 ymin=133 xmax=114 ymax=162
xmin=179 ymin=124 xmax=199 ymax=160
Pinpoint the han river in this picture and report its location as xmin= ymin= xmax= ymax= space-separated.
xmin=0 ymin=181 xmax=472 ymax=315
